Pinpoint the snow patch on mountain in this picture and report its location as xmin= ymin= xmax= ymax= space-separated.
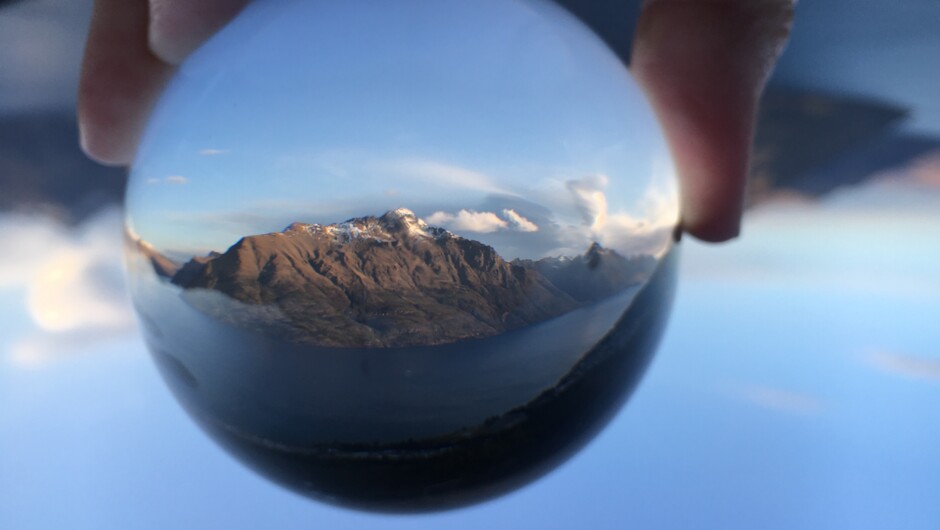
xmin=282 ymin=209 xmax=455 ymax=244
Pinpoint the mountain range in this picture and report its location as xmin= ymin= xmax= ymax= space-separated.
xmin=141 ymin=209 xmax=656 ymax=348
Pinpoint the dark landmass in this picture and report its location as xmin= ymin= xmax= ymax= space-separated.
xmin=152 ymin=209 xmax=653 ymax=348
xmin=781 ymin=132 xmax=940 ymax=197
xmin=748 ymin=89 xmax=910 ymax=204
xmin=0 ymin=111 xmax=126 ymax=221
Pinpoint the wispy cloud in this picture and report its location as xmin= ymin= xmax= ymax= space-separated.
xmin=735 ymin=384 xmax=825 ymax=416
xmin=198 ymin=148 xmax=229 ymax=156
xmin=866 ymin=350 xmax=940 ymax=382
xmin=146 ymin=175 xmax=189 ymax=185
xmin=276 ymin=151 xmax=518 ymax=196
xmin=385 ymin=159 xmax=513 ymax=196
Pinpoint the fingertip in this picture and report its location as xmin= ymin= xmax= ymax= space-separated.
xmin=679 ymin=167 xmax=745 ymax=242
xmin=77 ymin=108 xmax=134 ymax=166
xmin=148 ymin=26 xmax=195 ymax=65
xmin=148 ymin=0 xmax=250 ymax=64
xmin=681 ymin=214 xmax=741 ymax=243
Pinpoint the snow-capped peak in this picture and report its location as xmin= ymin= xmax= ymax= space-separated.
xmin=283 ymin=209 xmax=452 ymax=244
xmin=380 ymin=208 xmax=435 ymax=238
xmin=387 ymin=207 xmax=417 ymax=219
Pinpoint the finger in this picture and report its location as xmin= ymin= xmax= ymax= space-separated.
xmin=632 ymin=0 xmax=794 ymax=242
xmin=148 ymin=0 xmax=250 ymax=64
xmin=78 ymin=0 xmax=175 ymax=165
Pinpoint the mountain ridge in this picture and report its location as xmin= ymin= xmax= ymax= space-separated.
xmin=149 ymin=209 xmax=654 ymax=347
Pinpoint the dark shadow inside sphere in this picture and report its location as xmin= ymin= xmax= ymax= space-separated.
xmin=137 ymin=243 xmax=678 ymax=512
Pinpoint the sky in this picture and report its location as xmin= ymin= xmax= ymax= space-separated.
xmin=3 ymin=0 xmax=940 ymax=528
xmin=3 ymin=143 xmax=940 ymax=529
xmin=126 ymin=0 xmax=678 ymax=259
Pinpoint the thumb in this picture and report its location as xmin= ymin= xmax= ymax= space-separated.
xmin=631 ymin=0 xmax=794 ymax=242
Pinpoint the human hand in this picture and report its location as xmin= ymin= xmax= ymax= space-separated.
xmin=78 ymin=0 xmax=250 ymax=166
xmin=631 ymin=0 xmax=794 ymax=241
xmin=78 ymin=0 xmax=794 ymax=243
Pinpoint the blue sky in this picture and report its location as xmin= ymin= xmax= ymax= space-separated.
xmin=3 ymin=0 xmax=940 ymax=527
xmin=3 ymin=147 xmax=940 ymax=529
xmin=127 ymin=0 xmax=677 ymax=259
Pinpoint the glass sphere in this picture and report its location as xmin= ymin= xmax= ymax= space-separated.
xmin=126 ymin=0 xmax=680 ymax=512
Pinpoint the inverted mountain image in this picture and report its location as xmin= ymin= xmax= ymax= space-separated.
xmin=148 ymin=209 xmax=655 ymax=348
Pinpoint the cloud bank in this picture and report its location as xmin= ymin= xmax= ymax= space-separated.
xmin=560 ymin=173 xmax=678 ymax=256
xmin=427 ymin=208 xmax=539 ymax=234
xmin=0 ymin=208 xmax=136 ymax=367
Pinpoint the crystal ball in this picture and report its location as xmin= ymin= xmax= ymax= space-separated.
xmin=126 ymin=0 xmax=680 ymax=512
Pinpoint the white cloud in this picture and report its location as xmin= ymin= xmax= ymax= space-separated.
xmin=425 ymin=211 xmax=453 ymax=226
xmin=0 ymin=214 xmax=66 ymax=290
xmin=198 ymin=148 xmax=229 ymax=156
xmin=427 ymin=210 xmax=508 ymax=233
xmin=426 ymin=208 xmax=539 ymax=234
xmin=562 ymin=174 xmax=678 ymax=256
xmin=0 ymin=208 xmax=136 ymax=366
xmin=27 ymin=247 xmax=131 ymax=332
xmin=867 ymin=350 xmax=940 ymax=382
xmin=565 ymin=174 xmax=609 ymax=229
xmin=502 ymin=209 xmax=539 ymax=232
